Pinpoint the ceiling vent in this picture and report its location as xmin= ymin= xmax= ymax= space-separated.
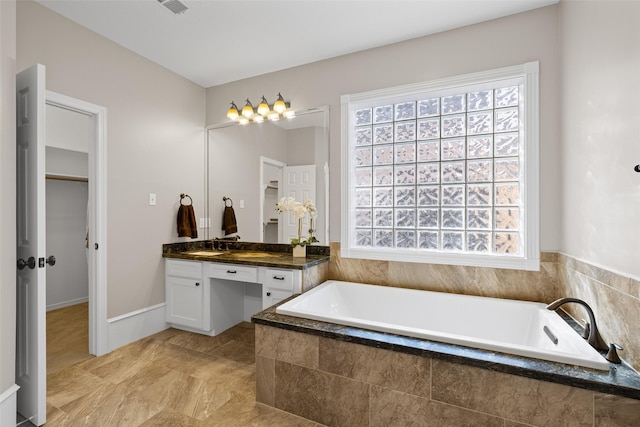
xmin=157 ymin=0 xmax=188 ymax=15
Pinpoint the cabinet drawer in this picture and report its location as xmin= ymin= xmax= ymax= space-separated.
xmin=209 ymin=263 xmax=258 ymax=283
xmin=166 ymin=259 xmax=202 ymax=279
xmin=264 ymin=268 xmax=294 ymax=291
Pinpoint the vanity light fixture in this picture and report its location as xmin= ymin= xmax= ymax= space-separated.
xmin=226 ymin=93 xmax=292 ymax=124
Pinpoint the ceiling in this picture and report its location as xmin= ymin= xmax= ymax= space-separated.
xmin=36 ymin=0 xmax=558 ymax=88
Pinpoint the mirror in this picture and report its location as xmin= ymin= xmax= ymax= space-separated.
xmin=205 ymin=106 xmax=329 ymax=244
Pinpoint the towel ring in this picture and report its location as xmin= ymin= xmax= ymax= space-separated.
xmin=180 ymin=193 xmax=193 ymax=206
xmin=223 ymin=196 xmax=233 ymax=207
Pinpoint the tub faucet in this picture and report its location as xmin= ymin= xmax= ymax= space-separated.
xmin=546 ymin=297 xmax=608 ymax=351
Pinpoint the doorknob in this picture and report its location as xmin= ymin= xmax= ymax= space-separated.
xmin=46 ymin=256 xmax=56 ymax=266
xmin=17 ymin=257 xmax=36 ymax=270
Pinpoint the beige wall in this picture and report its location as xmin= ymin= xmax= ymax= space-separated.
xmin=560 ymin=0 xmax=640 ymax=279
xmin=17 ymin=0 xmax=206 ymax=318
xmin=0 ymin=0 xmax=16 ymax=395
xmin=205 ymin=5 xmax=562 ymax=250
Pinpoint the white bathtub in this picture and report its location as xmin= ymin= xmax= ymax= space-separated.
xmin=276 ymin=280 xmax=610 ymax=371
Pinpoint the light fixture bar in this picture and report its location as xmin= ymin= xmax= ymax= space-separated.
xmin=226 ymin=93 xmax=292 ymax=124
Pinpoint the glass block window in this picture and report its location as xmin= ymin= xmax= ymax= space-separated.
xmin=341 ymin=63 xmax=540 ymax=270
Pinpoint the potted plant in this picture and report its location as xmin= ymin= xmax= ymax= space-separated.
xmin=276 ymin=196 xmax=318 ymax=257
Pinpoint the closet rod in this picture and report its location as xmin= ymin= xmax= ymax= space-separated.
xmin=46 ymin=174 xmax=88 ymax=183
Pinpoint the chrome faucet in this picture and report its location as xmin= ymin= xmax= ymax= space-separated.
xmin=546 ymin=297 xmax=608 ymax=351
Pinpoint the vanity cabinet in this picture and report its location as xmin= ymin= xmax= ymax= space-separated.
xmin=165 ymin=259 xmax=204 ymax=329
xmin=165 ymin=259 xmax=302 ymax=335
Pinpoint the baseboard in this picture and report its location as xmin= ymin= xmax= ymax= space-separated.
xmin=0 ymin=384 xmax=19 ymax=427
xmin=107 ymin=303 xmax=168 ymax=352
xmin=47 ymin=296 xmax=89 ymax=312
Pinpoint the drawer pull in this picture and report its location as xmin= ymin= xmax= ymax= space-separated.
xmin=226 ymin=270 xmax=237 ymax=274
xmin=195 ymin=282 xmax=200 ymax=287
xmin=273 ymin=275 xmax=285 ymax=280
xmin=267 ymin=292 xmax=271 ymax=296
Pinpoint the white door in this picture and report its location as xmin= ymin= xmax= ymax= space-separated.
xmin=281 ymin=165 xmax=316 ymax=243
xmin=16 ymin=64 xmax=47 ymax=426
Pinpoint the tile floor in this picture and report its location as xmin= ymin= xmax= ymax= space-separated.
xmin=38 ymin=304 xmax=320 ymax=426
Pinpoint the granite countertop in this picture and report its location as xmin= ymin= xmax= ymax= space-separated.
xmin=252 ymin=299 xmax=640 ymax=401
xmin=162 ymin=240 xmax=330 ymax=270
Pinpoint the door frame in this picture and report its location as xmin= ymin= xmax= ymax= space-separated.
xmin=45 ymin=91 xmax=108 ymax=356
xmin=259 ymin=156 xmax=286 ymax=243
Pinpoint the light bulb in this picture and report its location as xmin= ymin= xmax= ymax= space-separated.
xmin=238 ymin=117 xmax=249 ymax=125
xmin=226 ymin=101 xmax=239 ymax=120
xmin=253 ymin=115 xmax=264 ymax=123
xmin=241 ymin=99 xmax=254 ymax=118
xmin=267 ymin=112 xmax=280 ymax=121
xmin=257 ymin=96 xmax=270 ymax=116
xmin=273 ymin=93 xmax=286 ymax=114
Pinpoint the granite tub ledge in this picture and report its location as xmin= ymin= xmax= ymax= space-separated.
xmin=162 ymin=240 xmax=330 ymax=270
xmin=252 ymin=300 xmax=640 ymax=401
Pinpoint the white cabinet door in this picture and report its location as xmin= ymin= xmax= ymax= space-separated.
xmin=263 ymin=288 xmax=293 ymax=310
xmin=166 ymin=276 xmax=203 ymax=329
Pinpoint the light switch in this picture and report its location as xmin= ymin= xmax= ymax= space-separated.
xmin=148 ymin=193 xmax=156 ymax=206
xmin=240 ymin=200 xmax=245 ymax=209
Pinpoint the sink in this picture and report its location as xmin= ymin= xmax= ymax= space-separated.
xmin=227 ymin=252 xmax=278 ymax=258
xmin=187 ymin=251 xmax=224 ymax=256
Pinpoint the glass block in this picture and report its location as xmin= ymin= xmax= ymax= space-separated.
xmin=467 ymin=159 xmax=493 ymax=182
xmin=495 ymin=107 xmax=519 ymax=132
xmin=441 ymin=94 xmax=466 ymax=115
xmin=396 ymin=230 xmax=416 ymax=248
xmin=467 ymin=135 xmax=493 ymax=158
xmin=373 ymin=166 xmax=393 ymax=186
xmin=355 ymin=230 xmax=372 ymax=246
xmin=395 ymin=187 xmax=416 ymax=206
xmin=355 ymin=188 xmax=371 ymax=207
xmin=395 ymin=187 xmax=415 ymax=206
xmin=467 ymin=232 xmax=491 ymax=252
xmin=494 ymin=132 xmax=519 ymax=157
xmin=355 ymin=108 xmax=372 ymax=126
xmin=418 ymin=209 xmax=439 ymax=228
xmin=441 ymin=115 xmax=466 ymax=138
xmin=495 ymin=208 xmax=519 ymax=230
xmin=394 ymin=165 xmax=415 ymax=185
xmin=467 ymin=184 xmax=492 ymax=206
xmin=419 ymin=231 xmax=438 ymax=249
xmin=441 ymin=138 xmax=465 ymax=160
xmin=373 ymin=125 xmax=393 ymax=144
xmin=355 ymin=147 xmax=372 ymax=166
xmin=442 ymin=208 xmax=464 ymax=229
xmin=494 ymin=158 xmax=519 ymax=181
xmin=395 ymin=102 xmax=416 ymax=120
xmin=495 ymin=183 xmax=519 ymax=205
xmin=442 ymin=231 xmax=464 ymax=251
xmin=417 ymin=141 xmax=440 ymax=162
xmin=417 ymin=98 xmax=439 ymax=117
xmin=417 ymin=186 xmax=439 ymax=206
xmin=394 ymin=121 xmax=416 ymax=142
xmin=374 ymin=209 xmax=393 ymax=227
xmin=495 ymin=232 xmax=519 ymax=254
xmin=373 ymin=105 xmax=393 ymax=123
xmin=394 ymin=143 xmax=416 ymax=164
xmin=355 ymin=127 xmax=372 ymax=145
xmin=467 ymin=208 xmax=491 ymax=230
xmin=355 ymin=209 xmax=372 ymax=227
xmin=417 ymin=163 xmax=440 ymax=184
xmin=467 ymin=112 xmax=493 ymax=135
xmin=441 ymin=161 xmax=465 ymax=183
xmin=395 ymin=208 xmax=416 ymax=228
xmin=467 ymin=90 xmax=493 ymax=111
xmin=373 ymin=145 xmax=394 ymax=165
xmin=495 ymin=86 xmax=519 ymax=108
xmin=374 ymin=230 xmax=393 ymax=247
xmin=442 ymin=185 xmax=464 ymax=206
xmin=374 ymin=187 xmax=393 ymax=206
xmin=355 ymin=167 xmax=372 ymax=187
xmin=417 ymin=118 xmax=440 ymax=140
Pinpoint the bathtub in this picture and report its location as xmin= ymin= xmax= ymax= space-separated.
xmin=276 ymin=280 xmax=610 ymax=371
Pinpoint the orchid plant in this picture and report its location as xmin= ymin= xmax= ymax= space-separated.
xmin=276 ymin=196 xmax=318 ymax=248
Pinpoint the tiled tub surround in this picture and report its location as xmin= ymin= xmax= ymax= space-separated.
xmin=253 ymin=309 xmax=640 ymax=426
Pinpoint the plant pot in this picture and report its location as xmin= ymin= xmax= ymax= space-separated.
xmin=292 ymin=245 xmax=306 ymax=258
